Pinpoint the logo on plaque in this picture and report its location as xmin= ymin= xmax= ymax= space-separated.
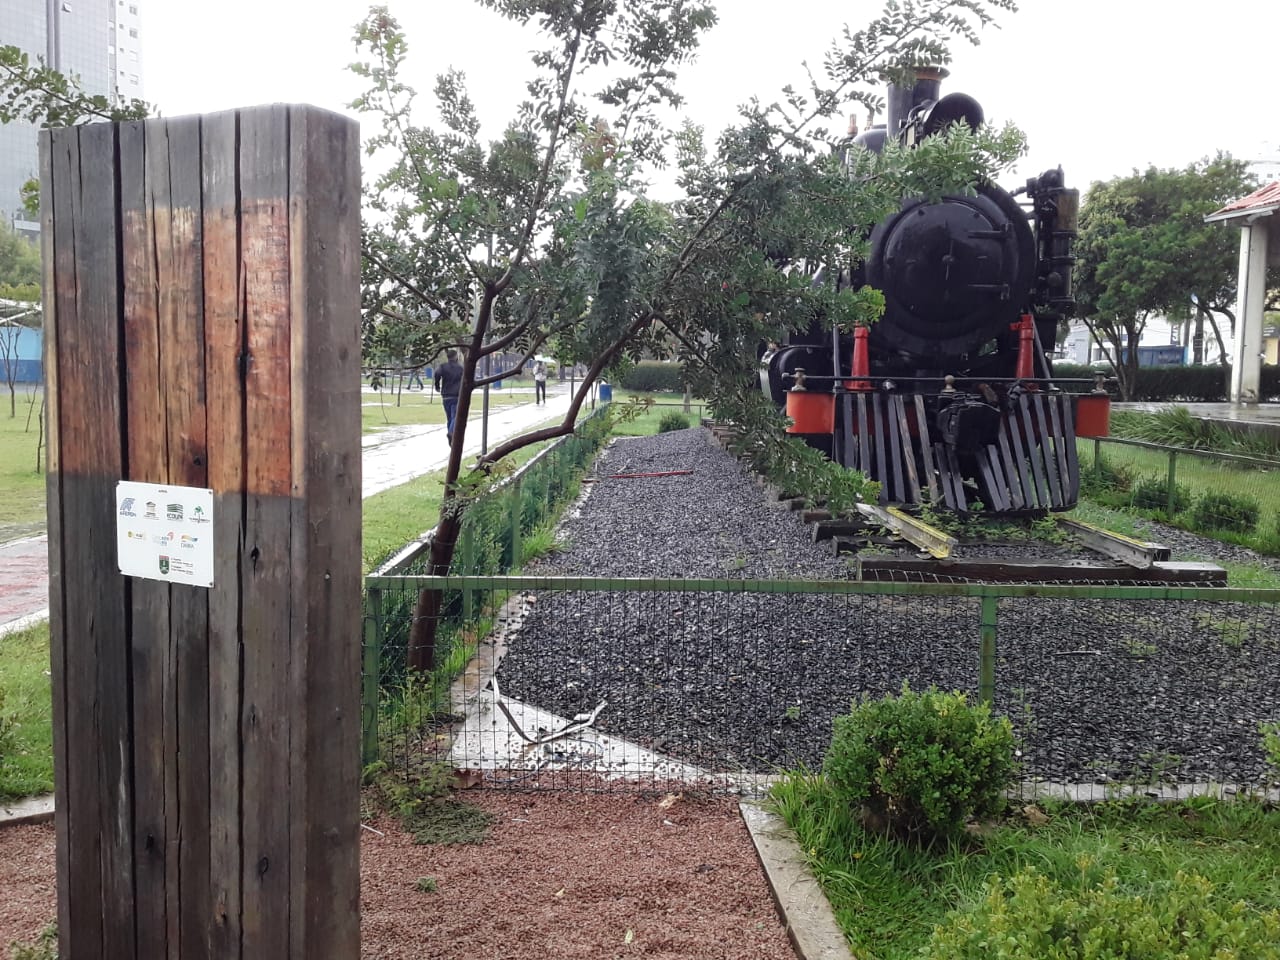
xmin=158 ymin=555 xmax=170 ymax=575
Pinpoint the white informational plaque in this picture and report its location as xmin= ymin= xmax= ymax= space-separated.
xmin=116 ymin=481 xmax=215 ymax=588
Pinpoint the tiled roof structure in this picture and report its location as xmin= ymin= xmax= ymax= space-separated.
xmin=1205 ymin=181 xmax=1280 ymax=222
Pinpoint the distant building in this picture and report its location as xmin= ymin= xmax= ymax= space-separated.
xmin=1056 ymin=317 xmax=1235 ymax=367
xmin=0 ymin=0 xmax=144 ymax=235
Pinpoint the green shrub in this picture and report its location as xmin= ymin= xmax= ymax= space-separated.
xmin=1131 ymin=474 xmax=1190 ymax=513
xmin=1079 ymin=454 xmax=1135 ymax=497
xmin=1192 ymin=491 xmax=1261 ymax=534
xmin=9 ymin=924 xmax=58 ymax=960
xmin=1263 ymin=722 xmax=1280 ymax=783
xmin=921 ymin=867 xmax=1280 ymax=959
xmin=823 ymin=683 xmax=1015 ymax=842
xmin=616 ymin=360 xmax=685 ymax=393
xmin=657 ymin=412 xmax=690 ymax=433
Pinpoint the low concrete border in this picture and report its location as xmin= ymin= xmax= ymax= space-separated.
xmin=739 ymin=800 xmax=855 ymax=960
xmin=0 ymin=794 xmax=54 ymax=828
xmin=0 ymin=607 xmax=49 ymax=638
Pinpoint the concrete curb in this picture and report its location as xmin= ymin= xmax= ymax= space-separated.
xmin=0 ymin=607 xmax=50 ymax=638
xmin=0 ymin=794 xmax=54 ymax=828
xmin=739 ymin=801 xmax=855 ymax=960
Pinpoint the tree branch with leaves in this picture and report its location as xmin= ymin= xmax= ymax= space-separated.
xmin=351 ymin=0 xmax=1026 ymax=669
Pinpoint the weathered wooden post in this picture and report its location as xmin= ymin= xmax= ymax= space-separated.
xmin=40 ymin=105 xmax=361 ymax=959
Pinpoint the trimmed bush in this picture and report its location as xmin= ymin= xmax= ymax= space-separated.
xmin=922 ymin=867 xmax=1280 ymax=960
xmin=1053 ymin=364 xmax=1280 ymax=402
xmin=657 ymin=412 xmax=690 ymax=433
xmin=1192 ymin=491 xmax=1261 ymax=534
xmin=823 ymin=683 xmax=1015 ymax=842
xmin=617 ymin=360 xmax=685 ymax=393
xmin=1131 ymin=474 xmax=1190 ymax=514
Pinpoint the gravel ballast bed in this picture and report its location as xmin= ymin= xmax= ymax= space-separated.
xmin=494 ymin=428 xmax=1280 ymax=786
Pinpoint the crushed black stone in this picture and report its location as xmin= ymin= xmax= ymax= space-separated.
xmin=494 ymin=428 xmax=1280 ymax=785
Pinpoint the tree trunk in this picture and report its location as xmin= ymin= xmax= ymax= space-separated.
xmin=1121 ymin=326 xmax=1141 ymax=401
xmin=405 ymin=329 xmax=484 ymax=671
xmin=405 ymin=512 xmax=462 ymax=672
xmin=1206 ymin=309 xmax=1229 ymax=366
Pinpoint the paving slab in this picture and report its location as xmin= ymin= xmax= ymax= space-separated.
xmin=0 ymin=536 xmax=48 ymax=631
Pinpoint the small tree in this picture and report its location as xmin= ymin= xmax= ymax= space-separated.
xmin=1074 ymin=154 xmax=1261 ymax=399
xmin=352 ymin=0 xmax=1025 ymax=669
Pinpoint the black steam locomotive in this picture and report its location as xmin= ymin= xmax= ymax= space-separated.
xmin=761 ymin=68 xmax=1110 ymax=514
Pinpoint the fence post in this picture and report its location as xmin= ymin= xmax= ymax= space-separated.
xmin=40 ymin=106 xmax=361 ymax=959
xmin=979 ymin=595 xmax=998 ymax=705
xmin=1166 ymin=449 xmax=1178 ymax=514
xmin=1093 ymin=437 xmax=1102 ymax=482
xmin=509 ymin=477 xmax=523 ymax=570
xmin=462 ymin=522 xmax=476 ymax=620
xmin=361 ymin=588 xmax=385 ymax=767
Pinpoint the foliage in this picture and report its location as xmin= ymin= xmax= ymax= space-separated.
xmin=1073 ymin=154 xmax=1262 ymax=400
xmin=1192 ymin=491 xmax=1261 ymax=534
xmin=362 ymin=760 xmax=494 ymax=845
xmin=1263 ymin=722 xmax=1280 ymax=783
xmin=1078 ymin=454 xmax=1136 ymax=499
xmin=772 ymin=769 xmax=1280 ymax=960
xmin=1131 ymin=474 xmax=1190 ymax=514
xmin=726 ymin=396 xmax=879 ymax=514
xmin=1110 ymin=405 xmax=1280 ymax=459
xmin=8 ymin=924 xmax=57 ymax=960
xmin=616 ymin=360 xmax=685 ymax=393
xmin=0 ymin=44 xmax=150 ymax=127
xmin=921 ymin=866 xmax=1280 ymax=960
xmin=657 ymin=411 xmax=690 ymax=433
xmin=350 ymin=0 xmax=1027 ymax=584
xmin=823 ymin=682 xmax=1015 ymax=842
xmin=0 ymin=225 xmax=41 ymax=288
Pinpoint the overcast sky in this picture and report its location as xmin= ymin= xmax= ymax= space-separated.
xmin=142 ymin=0 xmax=1280 ymax=199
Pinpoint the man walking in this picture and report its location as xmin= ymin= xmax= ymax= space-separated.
xmin=533 ymin=360 xmax=547 ymax=404
xmin=434 ymin=349 xmax=464 ymax=445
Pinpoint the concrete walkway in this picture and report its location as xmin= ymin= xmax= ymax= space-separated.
xmin=363 ymin=383 xmax=580 ymax=498
xmin=0 ymin=383 xmax=591 ymax=631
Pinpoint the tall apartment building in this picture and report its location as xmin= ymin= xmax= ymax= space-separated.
xmin=0 ymin=0 xmax=143 ymax=235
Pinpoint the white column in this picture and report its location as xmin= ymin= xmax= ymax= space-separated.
xmin=1230 ymin=219 xmax=1269 ymax=403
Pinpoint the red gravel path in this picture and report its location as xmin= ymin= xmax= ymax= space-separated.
xmin=1 ymin=791 xmax=797 ymax=959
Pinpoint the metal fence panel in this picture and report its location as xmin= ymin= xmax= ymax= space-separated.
xmin=362 ymin=576 xmax=1280 ymax=796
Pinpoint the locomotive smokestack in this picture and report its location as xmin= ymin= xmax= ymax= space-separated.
xmin=885 ymin=66 xmax=948 ymax=137
xmin=911 ymin=66 xmax=947 ymax=110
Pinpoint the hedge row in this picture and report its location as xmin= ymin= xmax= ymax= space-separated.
xmin=616 ymin=360 xmax=686 ymax=393
xmin=1053 ymin=363 xmax=1280 ymax=401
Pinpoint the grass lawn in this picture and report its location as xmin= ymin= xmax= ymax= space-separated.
xmin=0 ymin=391 xmax=47 ymax=544
xmin=362 ymin=386 xmax=528 ymax=436
xmin=771 ymin=772 xmax=1280 ymax=960
xmin=1081 ymin=437 xmax=1280 ymax=553
xmin=608 ymin=390 xmax=706 ymax=436
xmin=360 ymin=432 xmax=571 ymax=574
xmin=0 ymin=622 xmax=54 ymax=800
